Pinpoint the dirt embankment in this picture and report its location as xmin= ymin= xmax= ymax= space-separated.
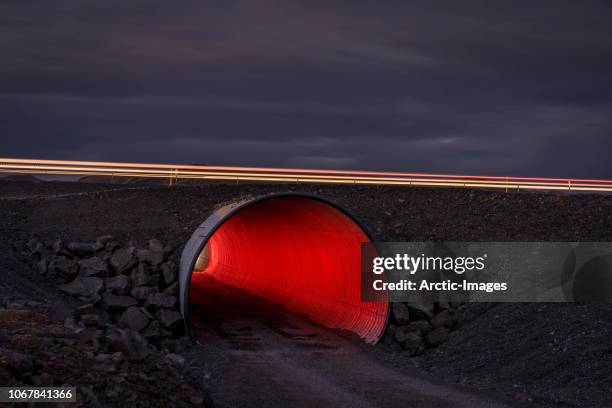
xmin=1 ymin=180 xmax=611 ymax=407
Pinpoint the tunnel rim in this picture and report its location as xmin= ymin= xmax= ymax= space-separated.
xmin=179 ymin=192 xmax=390 ymax=344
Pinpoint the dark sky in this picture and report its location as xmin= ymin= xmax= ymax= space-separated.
xmin=1 ymin=1 xmax=611 ymax=178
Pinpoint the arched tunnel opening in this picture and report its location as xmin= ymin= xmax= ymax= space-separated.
xmin=179 ymin=194 xmax=389 ymax=344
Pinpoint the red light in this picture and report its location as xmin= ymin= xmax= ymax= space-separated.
xmin=188 ymin=197 xmax=388 ymax=343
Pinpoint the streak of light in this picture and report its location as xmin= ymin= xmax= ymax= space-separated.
xmin=1 ymin=158 xmax=611 ymax=193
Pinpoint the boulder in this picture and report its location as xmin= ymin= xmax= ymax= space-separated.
xmin=36 ymin=258 xmax=47 ymax=274
xmin=131 ymin=286 xmax=159 ymax=301
xmin=156 ymin=309 xmax=183 ymax=333
xmin=67 ymin=242 xmax=99 ymax=257
xmin=131 ymin=263 xmax=160 ymax=287
xmin=118 ymin=307 xmax=151 ymax=332
xmin=51 ymin=239 xmax=71 ymax=257
xmin=48 ymin=257 xmax=78 ymax=280
xmin=394 ymin=325 xmax=425 ymax=356
xmin=76 ymin=303 xmax=97 ymax=316
xmin=105 ymin=241 xmax=120 ymax=254
xmin=431 ymin=309 xmax=457 ymax=330
xmin=136 ymin=249 xmax=165 ymax=267
xmin=160 ymin=261 xmax=177 ymax=285
xmin=166 ymin=353 xmax=185 ymax=366
xmin=28 ymin=241 xmax=45 ymax=258
xmin=78 ymin=257 xmax=108 ymax=277
xmin=0 ymin=349 xmax=35 ymax=375
xmin=26 ymin=237 xmax=41 ymax=253
xmin=144 ymin=293 xmax=178 ymax=311
xmin=80 ymin=314 xmax=102 ymax=327
xmin=391 ymin=303 xmax=411 ymax=325
xmin=383 ymin=324 xmax=397 ymax=344
xmin=103 ymin=294 xmax=137 ymax=312
xmin=406 ymin=320 xmax=432 ymax=334
xmin=163 ymin=282 xmax=179 ymax=296
xmin=105 ymin=328 xmax=149 ymax=360
xmin=64 ymin=317 xmax=85 ymax=333
xmin=406 ymin=301 xmax=435 ymax=320
xmin=60 ymin=277 xmax=104 ymax=298
xmin=425 ymin=327 xmax=450 ymax=348
xmin=148 ymin=239 xmax=164 ymax=253
xmin=109 ymin=247 xmax=137 ymax=274
xmin=92 ymin=353 xmax=122 ymax=375
xmin=105 ymin=275 xmax=131 ymax=295
xmin=76 ymin=328 xmax=104 ymax=351
xmin=142 ymin=320 xmax=172 ymax=342
xmin=95 ymin=235 xmax=114 ymax=245
xmin=381 ymin=332 xmax=396 ymax=345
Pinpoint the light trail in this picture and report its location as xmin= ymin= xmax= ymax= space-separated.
xmin=1 ymin=157 xmax=612 ymax=193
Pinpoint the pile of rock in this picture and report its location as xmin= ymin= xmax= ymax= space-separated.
xmin=26 ymin=236 xmax=184 ymax=347
xmin=384 ymin=301 xmax=458 ymax=356
xmin=0 ymin=309 xmax=210 ymax=407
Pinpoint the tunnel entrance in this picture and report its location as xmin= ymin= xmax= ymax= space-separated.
xmin=179 ymin=194 xmax=389 ymax=344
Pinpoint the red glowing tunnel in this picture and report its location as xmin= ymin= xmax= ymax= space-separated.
xmin=179 ymin=194 xmax=389 ymax=343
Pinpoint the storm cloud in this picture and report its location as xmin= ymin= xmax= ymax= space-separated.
xmin=1 ymin=1 xmax=611 ymax=178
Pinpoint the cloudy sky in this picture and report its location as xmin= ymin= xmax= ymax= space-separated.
xmin=1 ymin=1 xmax=611 ymax=178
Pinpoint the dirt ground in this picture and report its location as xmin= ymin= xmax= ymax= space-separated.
xmin=1 ymin=179 xmax=611 ymax=407
xmin=186 ymin=274 xmax=522 ymax=407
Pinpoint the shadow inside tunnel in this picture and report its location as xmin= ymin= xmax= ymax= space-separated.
xmin=188 ymin=273 xmax=364 ymax=351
